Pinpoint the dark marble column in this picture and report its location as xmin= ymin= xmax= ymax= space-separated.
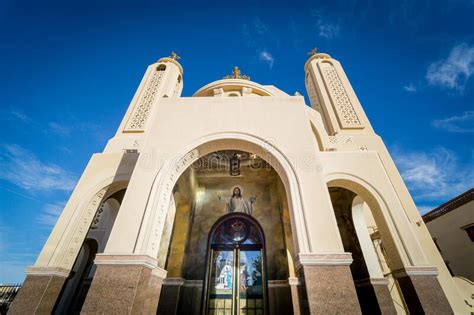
xmin=354 ymin=277 xmax=397 ymax=314
xmin=81 ymin=255 xmax=166 ymax=314
xmin=8 ymin=267 xmax=69 ymax=314
xmin=393 ymin=267 xmax=453 ymax=314
xmin=296 ymin=253 xmax=362 ymax=315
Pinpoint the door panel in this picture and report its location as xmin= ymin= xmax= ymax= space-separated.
xmin=238 ymin=250 xmax=264 ymax=315
xmin=208 ymin=250 xmax=235 ymax=315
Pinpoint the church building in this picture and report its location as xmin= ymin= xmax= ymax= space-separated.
xmin=9 ymin=51 xmax=469 ymax=314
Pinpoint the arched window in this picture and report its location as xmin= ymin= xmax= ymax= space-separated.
xmin=203 ymin=213 xmax=267 ymax=315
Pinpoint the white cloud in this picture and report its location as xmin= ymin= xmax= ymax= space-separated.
xmin=48 ymin=122 xmax=73 ymax=137
xmin=403 ymin=83 xmax=417 ymax=92
xmin=318 ymin=23 xmax=340 ymax=39
xmin=259 ymin=51 xmax=274 ymax=69
xmin=426 ymin=43 xmax=474 ymax=90
xmin=392 ymin=146 xmax=474 ymax=202
xmin=36 ymin=202 xmax=65 ymax=226
xmin=10 ymin=110 xmax=30 ymax=123
xmin=0 ymin=144 xmax=77 ymax=192
xmin=432 ymin=111 xmax=474 ymax=133
xmin=312 ymin=10 xmax=340 ymax=39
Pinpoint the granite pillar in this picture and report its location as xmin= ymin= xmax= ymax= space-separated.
xmin=81 ymin=255 xmax=166 ymax=314
xmin=8 ymin=267 xmax=69 ymax=314
xmin=393 ymin=267 xmax=453 ymax=315
xmin=354 ymin=277 xmax=397 ymax=314
xmin=296 ymin=253 xmax=362 ymax=315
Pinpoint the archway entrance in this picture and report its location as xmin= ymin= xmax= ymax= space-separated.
xmin=204 ymin=213 xmax=267 ymax=315
xmin=155 ymin=148 xmax=295 ymax=314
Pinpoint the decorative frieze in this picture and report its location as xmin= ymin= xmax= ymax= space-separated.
xmin=328 ymin=135 xmax=353 ymax=144
xmin=320 ymin=62 xmax=362 ymax=128
xmin=125 ymin=69 xmax=164 ymax=132
xmin=59 ymin=182 xmax=125 ymax=270
xmin=306 ymin=75 xmax=319 ymax=109
xmin=59 ymin=188 xmax=107 ymax=269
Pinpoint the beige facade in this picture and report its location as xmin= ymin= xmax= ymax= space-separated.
xmin=9 ymin=52 xmax=469 ymax=314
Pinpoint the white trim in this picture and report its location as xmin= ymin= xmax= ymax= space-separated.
xmin=25 ymin=266 xmax=70 ymax=278
xmin=163 ymin=277 xmax=185 ymax=286
xmin=295 ymin=253 xmax=353 ymax=270
xmin=392 ymin=266 xmax=439 ymax=278
xmin=151 ymin=266 xmax=168 ymax=279
xmin=288 ymin=277 xmax=300 ymax=286
xmin=94 ymin=254 xmax=158 ymax=270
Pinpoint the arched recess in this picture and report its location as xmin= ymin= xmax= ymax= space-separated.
xmin=327 ymin=174 xmax=410 ymax=313
xmin=327 ymin=173 xmax=410 ymax=269
xmin=135 ymin=133 xmax=311 ymax=268
xmin=54 ymin=183 xmax=128 ymax=313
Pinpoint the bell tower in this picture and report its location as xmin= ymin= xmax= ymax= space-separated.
xmin=305 ymin=50 xmax=373 ymax=135
xmin=118 ymin=52 xmax=183 ymax=134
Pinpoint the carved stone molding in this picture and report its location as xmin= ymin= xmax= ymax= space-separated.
xmin=392 ymin=266 xmax=439 ymax=278
xmin=94 ymin=254 xmax=159 ymax=270
xmin=295 ymin=252 xmax=353 ymax=270
xmin=320 ymin=62 xmax=362 ymax=129
xmin=58 ymin=181 xmax=127 ymax=270
xmin=328 ymin=135 xmax=353 ymax=144
xmin=163 ymin=277 xmax=186 ymax=286
xmin=125 ymin=68 xmax=164 ymax=131
xmin=288 ymin=277 xmax=300 ymax=286
xmin=25 ymin=266 xmax=70 ymax=278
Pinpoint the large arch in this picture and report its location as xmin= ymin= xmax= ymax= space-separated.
xmin=136 ymin=133 xmax=311 ymax=271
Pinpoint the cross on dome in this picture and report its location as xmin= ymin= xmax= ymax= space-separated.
xmin=223 ymin=66 xmax=250 ymax=80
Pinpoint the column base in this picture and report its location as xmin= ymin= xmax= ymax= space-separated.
xmin=393 ymin=267 xmax=453 ymax=314
xmin=8 ymin=267 xmax=69 ymax=314
xmin=81 ymin=255 xmax=167 ymax=314
xmin=289 ymin=277 xmax=301 ymax=315
xmin=354 ymin=278 xmax=397 ymax=314
xmin=296 ymin=253 xmax=362 ymax=315
xmin=157 ymin=277 xmax=185 ymax=314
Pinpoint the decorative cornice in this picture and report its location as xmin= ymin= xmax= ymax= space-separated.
xmin=295 ymin=253 xmax=353 ymax=270
xmin=354 ymin=277 xmax=389 ymax=287
xmin=288 ymin=277 xmax=300 ymax=286
xmin=163 ymin=277 xmax=185 ymax=286
xmin=94 ymin=254 xmax=158 ymax=270
xmin=423 ymin=188 xmax=473 ymax=223
xmin=151 ymin=266 xmax=167 ymax=279
xmin=156 ymin=57 xmax=183 ymax=74
xmin=392 ymin=266 xmax=439 ymax=278
xmin=304 ymin=53 xmax=333 ymax=72
xmin=25 ymin=266 xmax=70 ymax=278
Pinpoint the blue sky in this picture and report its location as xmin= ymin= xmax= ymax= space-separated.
xmin=0 ymin=0 xmax=473 ymax=283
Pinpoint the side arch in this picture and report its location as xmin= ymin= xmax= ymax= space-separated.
xmin=326 ymin=172 xmax=410 ymax=269
xmin=46 ymin=178 xmax=129 ymax=270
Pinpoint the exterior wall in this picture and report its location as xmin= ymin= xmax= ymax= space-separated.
xmin=34 ymin=152 xmax=138 ymax=270
xmin=424 ymin=200 xmax=474 ymax=281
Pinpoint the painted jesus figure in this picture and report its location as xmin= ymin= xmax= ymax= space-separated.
xmin=217 ymin=187 xmax=257 ymax=215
